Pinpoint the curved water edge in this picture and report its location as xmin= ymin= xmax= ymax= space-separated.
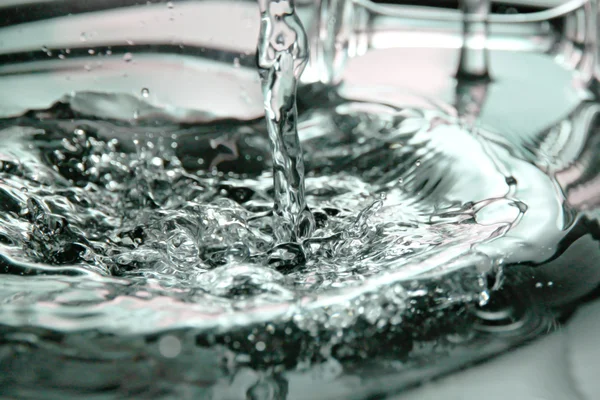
xmin=1 ymin=88 xmax=599 ymax=398
xmin=0 ymin=97 xmax=593 ymax=330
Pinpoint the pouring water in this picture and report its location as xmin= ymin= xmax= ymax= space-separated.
xmin=0 ymin=1 xmax=599 ymax=398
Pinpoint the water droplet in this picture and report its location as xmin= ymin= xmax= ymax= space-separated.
xmin=255 ymin=341 xmax=266 ymax=351
xmin=167 ymin=1 xmax=174 ymax=8
xmin=141 ymin=88 xmax=150 ymax=98
xmin=415 ymin=159 xmax=421 ymax=167
xmin=158 ymin=335 xmax=181 ymax=358
xmin=88 ymin=49 xmax=95 ymax=55
xmin=80 ymin=32 xmax=87 ymax=42
xmin=535 ymin=282 xmax=543 ymax=288
xmin=151 ymin=157 xmax=163 ymax=167
xmin=233 ymin=57 xmax=240 ymax=68
xmin=247 ymin=379 xmax=280 ymax=400
xmin=123 ymin=53 xmax=133 ymax=62
xmin=58 ymin=54 xmax=65 ymax=60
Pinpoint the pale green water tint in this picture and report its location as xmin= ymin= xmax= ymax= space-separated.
xmin=0 ymin=1 xmax=600 ymax=398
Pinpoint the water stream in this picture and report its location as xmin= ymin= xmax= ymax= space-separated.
xmin=257 ymin=0 xmax=314 ymax=243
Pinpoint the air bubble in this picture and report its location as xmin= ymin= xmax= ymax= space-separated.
xmin=255 ymin=341 xmax=266 ymax=351
xmin=151 ymin=157 xmax=163 ymax=167
xmin=158 ymin=335 xmax=181 ymax=358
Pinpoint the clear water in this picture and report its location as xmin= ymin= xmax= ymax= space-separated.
xmin=256 ymin=0 xmax=314 ymax=243
xmin=1 ymin=1 xmax=600 ymax=399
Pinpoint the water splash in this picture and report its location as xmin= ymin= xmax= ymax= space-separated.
xmin=0 ymin=87 xmax=592 ymax=398
xmin=0 ymin=1 xmax=597 ymax=397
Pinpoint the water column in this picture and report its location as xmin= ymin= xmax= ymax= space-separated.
xmin=257 ymin=0 xmax=315 ymax=244
xmin=457 ymin=0 xmax=491 ymax=80
xmin=455 ymin=0 xmax=491 ymax=126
